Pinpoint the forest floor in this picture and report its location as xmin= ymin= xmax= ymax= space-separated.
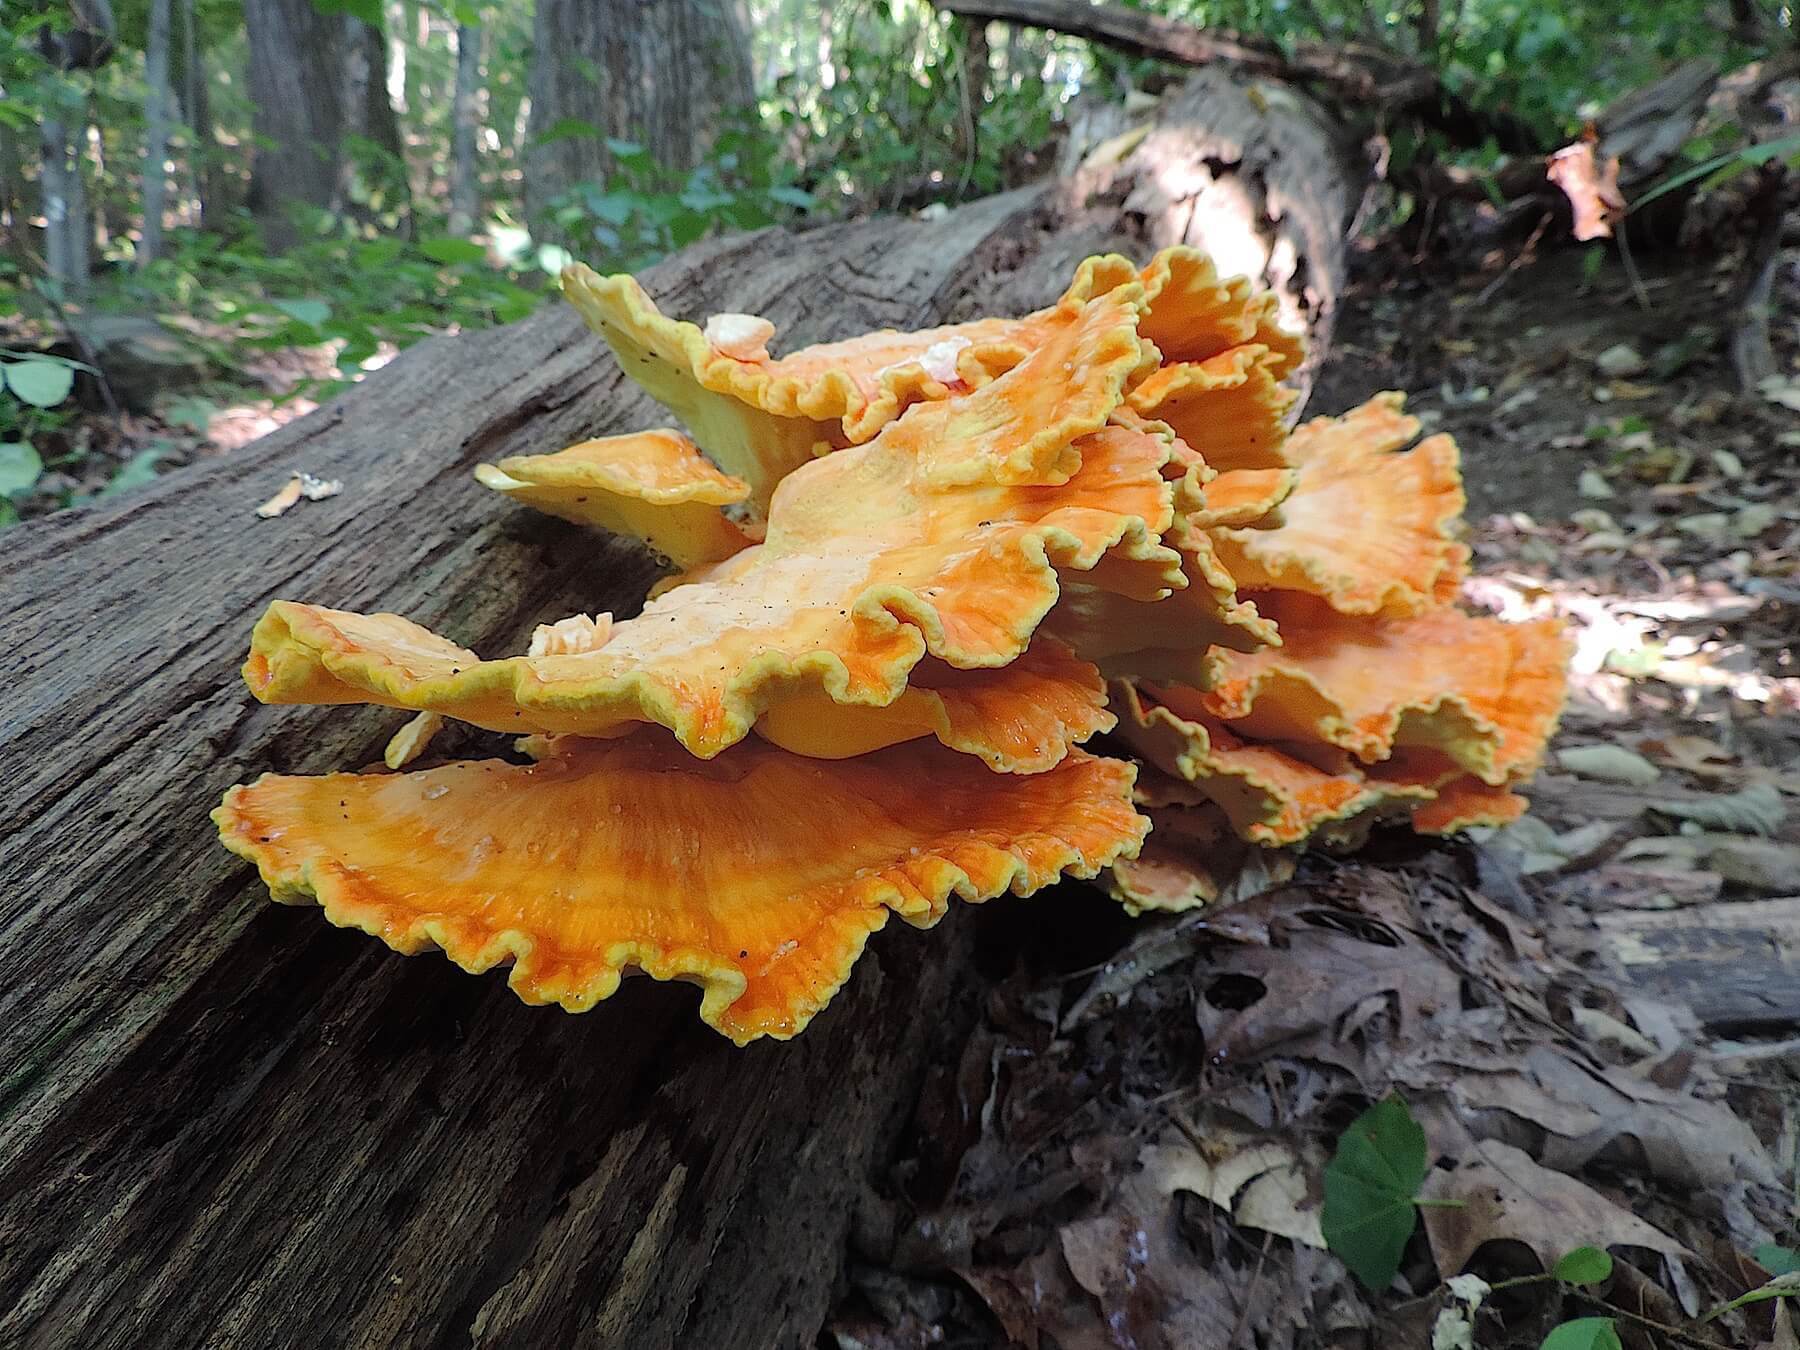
xmin=824 ymin=239 xmax=1800 ymax=1350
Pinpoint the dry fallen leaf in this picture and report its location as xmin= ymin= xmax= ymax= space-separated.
xmin=1139 ymin=1130 xmax=1326 ymax=1249
xmin=1419 ymin=1139 xmax=1687 ymax=1275
xmin=1540 ymin=141 xmax=1627 ymax=241
xmin=1558 ymin=744 xmax=1661 ymax=787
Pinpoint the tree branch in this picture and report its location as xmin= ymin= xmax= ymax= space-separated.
xmin=929 ymin=0 xmax=1542 ymax=152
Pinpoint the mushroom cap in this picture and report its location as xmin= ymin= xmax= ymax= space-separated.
xmin=560 ymin=246 xmax=1301 ymax=514
xmin=1112 ymin=680 xmax=1440 ymax=845
xmin=1207 ymin=393 xmax=1470 ymax=616
xmin=751 ymin=637 xmax=1114 ymax=772
xmin=1131 ymin=245 xmax=1307 ymax=376
xmin=244 ymin=295 xmax=1181 ymax=759
xmin=214 ymin=732 xmax=1147 ymax=1043
xmin=476 ymin=429 xmax=758 ymax=569
xmin=1127 ymin=346 xmax=1299 ymax=474
xmin=1202 ymin=595 xmax=1572 ymax=783
xmin=1105 ymin=794 xmax=1296 ymax=915
xmin=559 ymin=256 xmax=1156 ymax=512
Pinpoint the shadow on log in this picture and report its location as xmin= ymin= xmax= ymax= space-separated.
xmin=0 ymin=72 xmax=1355 ymax=1349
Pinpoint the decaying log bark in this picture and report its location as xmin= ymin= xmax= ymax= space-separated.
xmin=0 ymin=77 xmax=1355 ymax=1350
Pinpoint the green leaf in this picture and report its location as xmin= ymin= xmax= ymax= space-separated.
xmin=0 ymin=441 xmax=43 ymax=495
xmin=532 ymin=117 xmax=601 ymax=147
xmin=98 ymin=448 xmax=166 ymax=499
xmin=1552 ymin=1247 xmax=1613 ymax=1286
xmin=309 ymin=0 xmax=382 ymax=23
xmin=605 ymin=138 xmax=646 ymax=160
xmin=1321 ymin=1096 xmax=1428 ymax=1291
xmin=272 ymin=298 xmax=331 ymax=329
xmin=1540 ymin=1319 xmax=1622 ymax=1350
xmin=3 ymin=358 xmax=75 ymax=408
xmin=419 ymin=237 xmax=488 ymax=265
xmin=1703 ymin=1271 xmax=1800 ymax=1321
xmin=586 ymin=192 xmax=636 ymax=226
xmin=1635 ymin=132 xmax=1800 ymax=211
xmin=1755 ymin=1244 xmax=1800 ymax=1276
xmin=767 ymin=185 xmax=815 ymax=210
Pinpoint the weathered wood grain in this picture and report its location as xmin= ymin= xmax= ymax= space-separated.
xmin=0 ymin=75 xmax=1357 ymax=1347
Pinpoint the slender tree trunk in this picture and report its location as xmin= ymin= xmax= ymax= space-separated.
xmin=952 ymin=15 xmax=989 ymax=192
xmin=0 ymin=124 xmax=25 ymax=264
xmin=172 ymin=0 xmax=216 ymax=226
xmin=40 ymin=116 xmax=90 ymax=294
xmin=140 ymin=0 xmax=174 ymax=266
xmin=525 ymin=0 xmax=757 ymax=221
xmin=340 ymin=14 xmax=413 ymax=229
xmin=449 ymin=21 xmax=482 ymax=236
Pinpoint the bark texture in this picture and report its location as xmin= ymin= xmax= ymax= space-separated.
xmin=524 ymin=0 xmax=757 ymax=221
xmin=0 ymin=74 xmax=1356 ymax=1349
xmin=449 ymin=21 xmax=482 ymax=236
xmin=244 ymin=0 xmax=406 ymax=250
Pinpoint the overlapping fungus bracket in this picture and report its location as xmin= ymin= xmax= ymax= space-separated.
xmin=215 ymin=244 xmax=1568 ymax=1039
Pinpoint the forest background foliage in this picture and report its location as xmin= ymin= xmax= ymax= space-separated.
xmin=0 ymin=0 xmax=1782 ymax=517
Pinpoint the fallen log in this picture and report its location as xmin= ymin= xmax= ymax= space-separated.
xmin=0 ymin=74 xmax=1356 ymax=1348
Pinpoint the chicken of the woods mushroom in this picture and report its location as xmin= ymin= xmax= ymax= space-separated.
xmin=216 ymin=245 xmax=1568 ymax=1041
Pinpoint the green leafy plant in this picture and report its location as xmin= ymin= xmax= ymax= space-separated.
xmin=0 ymin=440 xmax=43 ymax=526
xmin=1756 ymin=1244 xmax=1800 ymax=1277
xmin=1321 ymin=1095 xmax=1431 ymax=1290
xmin=1634 ymin=131 xmax=1800 ymax=211
xmin=1540 ymin=1317 xmax=1623 ymax=1350
xmin=1552 ymin=1247 xmax=1614 ymax=1286
xmin=1 ymin=351 xmax=84 ymax=409
xmin=545 ymin=128 xmax=817 ymax=275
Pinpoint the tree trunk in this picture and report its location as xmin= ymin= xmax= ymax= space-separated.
xmin=245 ymin=0 xmax=349 ymax=249
xmin=340 ymin=12 xmax=412 ymax=232
xmin=39 ymin=116 xmax=89 ymax=294
xmin=449 ymin=21 xmax=482 ymax=237
xmin=245 ymin=0 xmax=407 ymax=248
xmin=0 ymin=124 xmax=26 ymax=266
xmin=524 ymin=0 xmax=757 ymax=222
xmin=139 ymin=0 xmax=173 ymax=266
xmin=0 ymin=74 xmax=1355 ymax=1348
xmin=171 ymin=0 xmax=217 ymax=227
xmin=951 ymin=14 xmax=989 ymax=191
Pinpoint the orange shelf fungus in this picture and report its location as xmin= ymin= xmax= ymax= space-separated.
xmin=1200 ymin=596 xmax=1572 ymax=783
xmin=216 ymin=734 xmax=1147 ymax=1043
xmin=215 ymin=246 xmax=1571 ymax=1041
xmin=752 ymin=637 xmax=1113 ymax=773
xmin=558 ymin=246 xmax=1293 ymax=507
xmin=476 ymin=430 xmax=758 ymax=568
xmin=1110 ymin=388 xmax=1568 ymax=864
xmin=1205 ymin=394 xmax=1470 ymax=616
xmin=243 ymin=291 xmax=1179 ymax=761
xmin=1132 ymin=245 xmax=1306 ymax=376
xmin=1126 ymin=347 xmax=1299 ymax=473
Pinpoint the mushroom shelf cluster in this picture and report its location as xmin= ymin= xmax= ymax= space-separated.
xmin=215 ymin=247 xmax=1569 ymax=1043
